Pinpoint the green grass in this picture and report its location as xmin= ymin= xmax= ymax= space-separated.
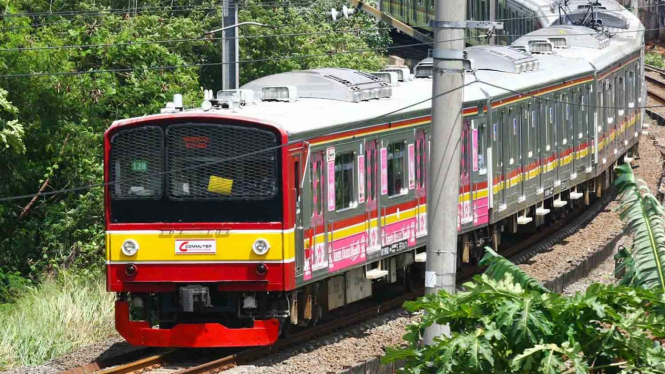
xmin=0 ymin=272 xmax=116 ymax=369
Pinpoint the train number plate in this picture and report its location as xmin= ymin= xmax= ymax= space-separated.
xmin=175 ymin=239 xmax=216 ymax=254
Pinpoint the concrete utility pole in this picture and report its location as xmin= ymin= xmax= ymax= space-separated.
xmin=222 ymin=0 xmax=239 ymax=90
xmin=423 ymin=0 xmax=467 ymax=344
xmin=489 ymin=0 xmax=496 ymax=45
xmin=207 ymin=21 xmax=271 ymax=90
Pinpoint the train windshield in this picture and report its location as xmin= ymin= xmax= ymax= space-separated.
xmin=109 ymin=122 xmax=282 ymax=223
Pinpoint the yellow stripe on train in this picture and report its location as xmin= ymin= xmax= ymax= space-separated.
xmin=106 ymin=231 xmax=293 ymax=262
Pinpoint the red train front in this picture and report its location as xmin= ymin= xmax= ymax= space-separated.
xmin=105 ymin=112 xmax=294 ymax=347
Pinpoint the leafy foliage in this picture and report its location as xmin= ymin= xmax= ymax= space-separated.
xmin=0 ymin=0 xmax=390 ymax=289
xmin=480 ymin=247 xmax=551 ymax=293
xmin=614 ymin=163 xmax=665 ymax=291
xmin=385 ymin=250 xmax=665 ymax=373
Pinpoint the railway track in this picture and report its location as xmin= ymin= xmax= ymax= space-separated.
xmin=63 ymin=186 xmax=618 ymax=374
xmin=645 ymin=64 xmax=665 ymax=102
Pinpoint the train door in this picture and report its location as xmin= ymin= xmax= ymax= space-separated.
xmin=460 ymin=120 xmax=473 ymax=230
xmin=492 ymin=113 xmax=504 ymax=211
xmin=379 ymin=132 xmax=416 ymax=256
xmin=523 ymin=101 xmax=538 ymax=200
xmin=505 ymin=106 xmax=521 ymax=206
xmin=415 ymin=130 xmax=428 ymax=238
xmin=304 ymin=151 xmax=327 ymax=280
xmin=558 ymin=91 xmax=573 ymax=184
xmin=292 ymin=153 xmax=304 ymax=277
xmin=582 ymin=85 xmax=593 ymax=172
xmin=609 ymin=77 xmax=618 ymax=158
xmin=600 ymin=79 xmax=611 ymax=163
xmin=618 ymin=73 xmax=627 ymax=150
xmin=519 ymin=103 xmax=527 ymax=200
xmin=627 ymin=67 xmax=637 ymax=141
xmin=541 ymin=95 xmax=556 ymax=195
xmin=365 ymin=139 xmax=381 ymax=255
xmin=572 ymin=88 xmax=584 ymax=177
xmin=471 ymin=117 xmax=489 ymax=226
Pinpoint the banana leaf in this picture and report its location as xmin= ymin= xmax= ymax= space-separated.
xmin=614 ymin=163 xmax=665 ymax=292
xmin=479 ymin=247 xmax=551 ymax=293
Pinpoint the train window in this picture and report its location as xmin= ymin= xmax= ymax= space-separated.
xmin=561 ymin=95 xmax=567 ymax=145
xmin=477 ymin=124 xmax=487 ymax=175
xmin=599 ymin=91 xmax=604 ymax=130
xmin=111 ymin=126 xmax=164 ymax=199
xmin=311 ymin=159 xmax=323 ymax=216
xmin=618 ymin=76 xmax=625 ymax=115
xmin=368 ymin=148 xmax=377 ymax=202
xmin=608 ymin=82 xmax=615 ymax=124
xmin=530 ymin=107 xmax=537 ymax=156
xmin=629 ymin=70 xmax=635 ymax=107
xmin=417 ymin=139 xmax=427 ymax=187
xmin=334 ymin=152 xmax=355 ymax=211
xmin=387 ymin=141 xmax=406 ymax=197
xmin=547 ymin=104 xmax=554 ymax=151
xmin=566 ymin=95 xmax=573 ymax=144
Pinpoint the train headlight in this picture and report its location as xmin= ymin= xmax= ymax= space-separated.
xmin=252 ymin=238 xmax=270 ymax=255
xmin=122 ymin=239 xmax=139 ymax=256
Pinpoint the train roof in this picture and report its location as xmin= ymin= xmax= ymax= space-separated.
xmin=112 ymin=0 xmax=643 ymax=140
xmin=512 ymin=0 xmax=639 ymax=30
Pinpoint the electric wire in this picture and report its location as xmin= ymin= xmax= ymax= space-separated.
xmin=0 ymin=81 xmax=476 ymax=202
xmin=0 ymin=40 xmax=436 ymax=78
xmin=0 ymin=72 xmax=660 ymax=202
xmin=0 ymin=1 xmax=317 ymax=19
xmin=0 ymin=23 xmax=659 ymax=78
xmin=0 ymin=24 xmax=420 ymax=54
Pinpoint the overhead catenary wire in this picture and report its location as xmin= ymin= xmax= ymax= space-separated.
xmin=0 ymin=40 xmax=440 ymax=78
xmin=0 ymin=24 xmax=651 ymax=55
xmin=1 ymin=22 xmax=662 ymax=79
xmin=0 ymin=72 xmax=661 ymax=202
xmin=2 ymin=1 xmax=661 ymax=34
xmin=0 ymin=1 xmax=317 ymax=32
xmin=0 ymin=81 xmax=476 ymax=203
xmin=0 ymin=24 xmax=419 ymax=54
xmin=0 ymin=1 xmax=317 ymax=19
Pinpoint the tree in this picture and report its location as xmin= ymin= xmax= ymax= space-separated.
xmin=0 ymin=0 xmax=392 ymax=285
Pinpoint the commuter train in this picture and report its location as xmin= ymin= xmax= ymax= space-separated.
xmin=105 ymin=0 xmax=645 ymax=347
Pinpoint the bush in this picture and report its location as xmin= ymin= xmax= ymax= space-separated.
xmin=384 ymin=250 xmax=665 ymax=373
xmin=0 ymin=271 xmax=115 ymax=369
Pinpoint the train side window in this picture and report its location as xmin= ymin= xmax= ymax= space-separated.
xmin=566 ymin=95 xmax=573 ymax=144
xmin=311 ymin=159 xmax=322 ymax=216
xmin=417 ymin=138 xmax=427 ymax=186
xmin=368 ymin=148 xmax=376 ymax=202
xmin=618 ymin=76 xmax=625 ymax=115
xmin=387 ymin=141 xmax=406 ymax=197
xmin=530 ymin=108 xmax=537 ymax=155
xmin=608 ymin=81 xmax=615 ymax=124
xmin=477 ymin=124 xmax=487 ymax=175
xmin=561 ymin=95 xmax=568 ymax=145
xmin=628 ymin=70 xmax=635 ymax=107
xmin=334 ymin=152 xmax=355 ymax=211
xmin=547 ymin=104 xmax=554 ymax=151
xmin=599 ymin=88 xmax=604 ymax=129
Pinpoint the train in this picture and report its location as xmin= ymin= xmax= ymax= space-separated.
xmin=105 ymin=0 xmax=645 ymax=347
